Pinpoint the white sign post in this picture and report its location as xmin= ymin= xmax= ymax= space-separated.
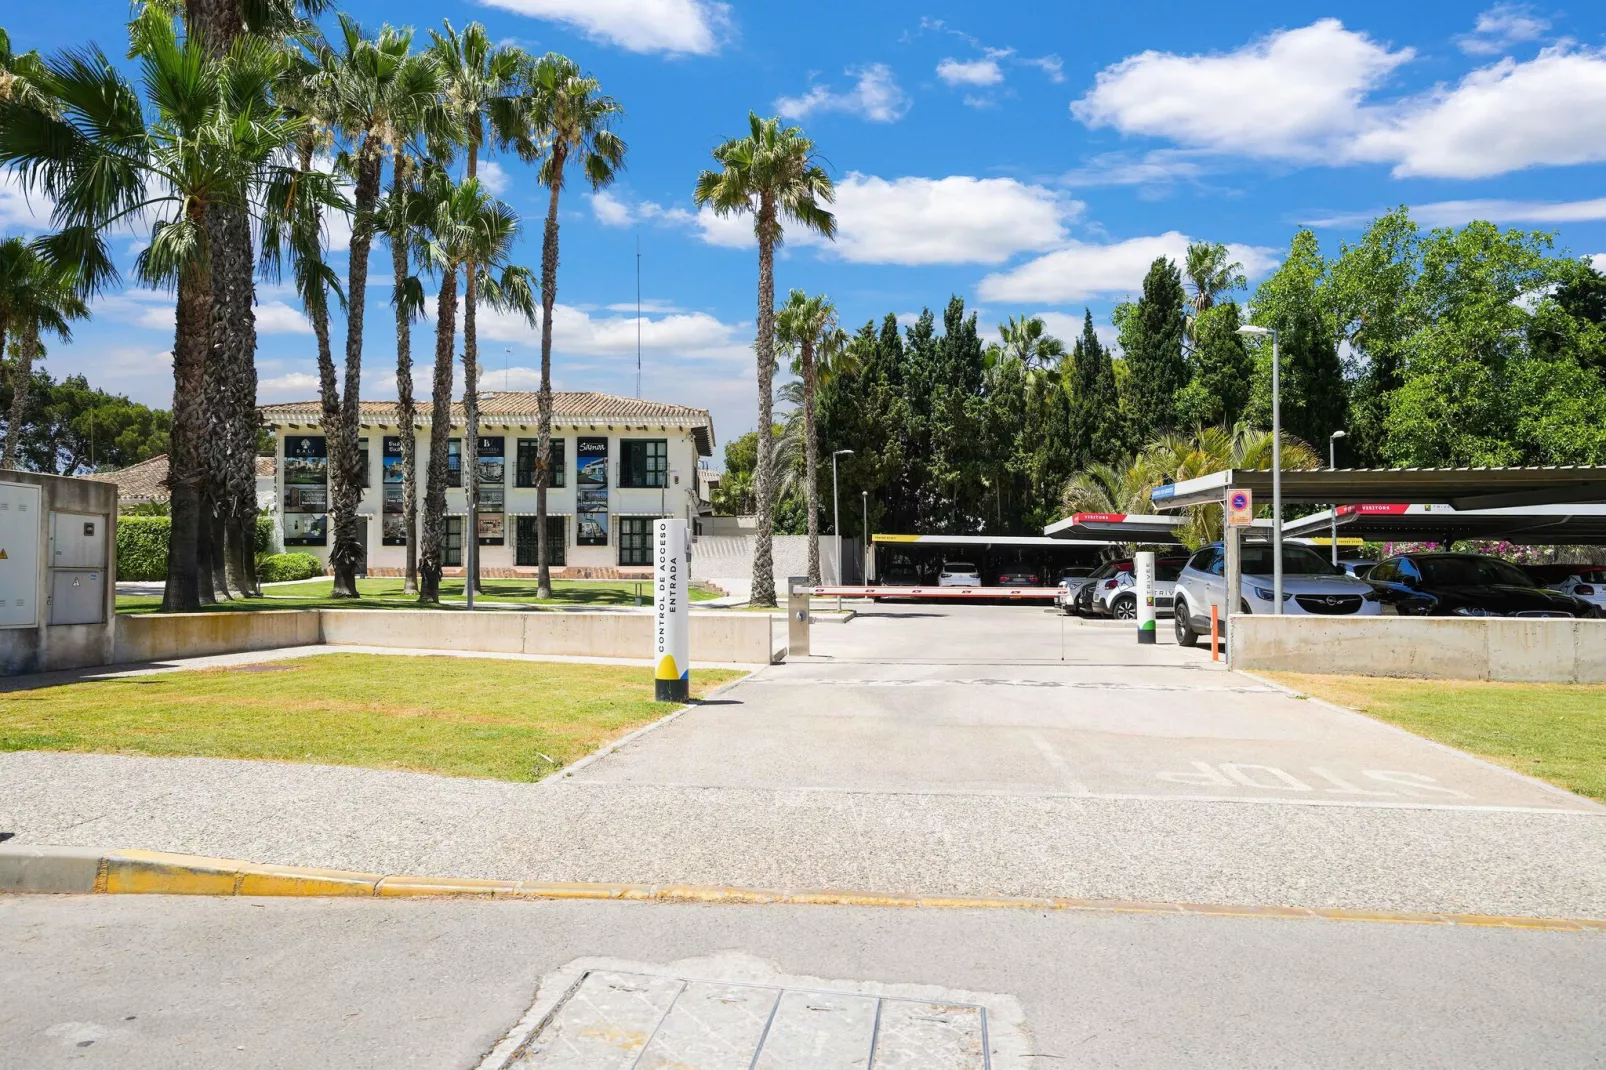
xmin=1134 ymin=550 xmax=1156 ymax=645
xmin=653 ymin=518 xmax=690 ymax=702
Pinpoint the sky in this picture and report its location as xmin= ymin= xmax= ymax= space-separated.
xmin=5 ymin=1 xmax=1606 ymax=462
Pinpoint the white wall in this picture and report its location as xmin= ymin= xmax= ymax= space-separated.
xmin=275 ymin=422 xmax=706 ymax=572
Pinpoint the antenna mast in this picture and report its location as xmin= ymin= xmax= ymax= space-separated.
xmin=635 ymin=233 xmax=642 ymax=399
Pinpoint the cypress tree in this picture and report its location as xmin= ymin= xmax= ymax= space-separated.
xmin=1122 ymin=256 xmax=1188 ymax=439
xmin=1068 ymin=309 xmax=1122 ymax=466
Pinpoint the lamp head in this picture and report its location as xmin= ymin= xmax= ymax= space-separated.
xmin=834 ymin=449 xmax=855 ymax=457
xmin=1237 ymin=325 xmax=1273 ymax=338
xmin=1330 ymin=430 xmax=1347 ymax=441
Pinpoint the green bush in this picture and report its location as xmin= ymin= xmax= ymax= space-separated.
xmin=116 ymin=516 xmax=170 ymax=581
xmin=256 ymin=552 xmax=324 ymax=583
xmin=116 ymin=514 xmax=280 ymax=580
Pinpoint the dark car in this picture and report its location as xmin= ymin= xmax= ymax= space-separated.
xmin=875 ymin=564 xmax=922 ymax=602
xmin=1366 ymin=553 xmax=1599 ymax=618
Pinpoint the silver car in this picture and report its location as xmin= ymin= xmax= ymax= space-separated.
xmin=1172 ymin=541 xmax=1381 ymax=646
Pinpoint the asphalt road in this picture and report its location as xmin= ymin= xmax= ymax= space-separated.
xmin=3 ymin=894 xmax=1604 ymax=1069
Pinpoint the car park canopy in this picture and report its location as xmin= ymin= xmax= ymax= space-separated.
xmin=1150 ymin=466 xmax=1606 ymax=511
xmin=1283 ymin=503 xmax=1606 ymax=546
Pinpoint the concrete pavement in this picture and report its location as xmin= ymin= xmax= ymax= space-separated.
xmin=2 ymin=604 xmax=1603 ymax=916
xmin=3 ymin=894 xmax=1603 ymax=1069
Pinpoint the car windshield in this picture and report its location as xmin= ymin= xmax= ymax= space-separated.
xmin=1417 ymin=556 xmax=1537 ymax=587
xmin=1156 ymin=562 xmax=1182 ymax=582
xmin=1240 ymin=545 xmax=1343 ymax=576
xmin=1580 ymin=570 xmax=1606 ymax=584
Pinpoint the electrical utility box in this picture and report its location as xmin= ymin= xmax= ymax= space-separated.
xmin=0 ymin=482 xmax=43 ymax=629
xmin=49 ymin=568 xmax=106 ymax=625
xmin=50 ymin=511 xmax=109 ymax=568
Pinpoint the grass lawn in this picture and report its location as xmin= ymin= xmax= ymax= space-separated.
xmin=0 ymin=653 xmax=744 ymax=781
xmin=117 ymin=577 xmax=722 ymax=615
xmin=1264 ymin=672 xmax=1606 ymax=802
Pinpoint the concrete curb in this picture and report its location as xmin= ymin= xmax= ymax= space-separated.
xmin=3 ymin=845 xmax=1604 ymax=932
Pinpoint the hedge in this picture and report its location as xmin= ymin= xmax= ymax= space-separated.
xmin=256 ymin=552 xmax=324 ymax=583
xmin=115 ymin=515 xmax=278 ymax=581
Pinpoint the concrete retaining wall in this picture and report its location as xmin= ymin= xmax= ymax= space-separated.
xmin=1231 ymin=615 xmax=1606 ymax=682
xmin=113 ymin=610 xmax=324 ymax=665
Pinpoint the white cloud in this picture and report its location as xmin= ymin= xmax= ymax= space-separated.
xmin=1072 ymin=19 xmax=1412 ymax=161
xmin=0 ymin=169 xmax=54 ymax=231
xmin=1588 ymin=254 xmax=1606 ymax=273
xmin=1308 ymin=198 xmax=1606 ymax=229
xmin=936 ymin=57 xmax=1003 ymax=87
xmin=478 ymin=160 xmax=511 ymax=196
xmin=1349 ymin=46 xmax=1606 ymax=178
xmin=1061 ymin=150 xmax=1213 ymax=190
xmin=472 ymin=0 xmax=729 ymax=55
xmin=1020 ymin=55 xmax=1065 ymax=84
xmin=596 ymin=174 xmax=1079 ymax=266
xmin=457 ymin=301 xmax=753 ymax=367
xmin=978 ymin=232 xmax=1279 ymax=304
xmin=258 ymin=372 xmax=322 ymax=398
xmin=1032 ymin=311 xmax=1120 ymax=353
xmin=1456 ymin=4 xmax=1549 ymax=55
xmin=255 ymin=300 xmax=313 ymax=335
xmin=775 ymin=64 xmax=910 ymax=124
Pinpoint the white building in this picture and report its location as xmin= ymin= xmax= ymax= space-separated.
xmin=259 ymin=391 xmax=715 ymax=576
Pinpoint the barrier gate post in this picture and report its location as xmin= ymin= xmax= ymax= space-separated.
xmin=652 ymin=519 xmax=690 ymax=702
xmin=787 ymin=576 xmax=811 ymax=658
xmin=1135 ymin=550 xmax=1156 ymax=644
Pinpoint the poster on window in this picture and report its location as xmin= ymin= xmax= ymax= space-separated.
xmin=382 ymin=514 xmax=409 ymax=547
xmin=283 ymin=484 xmax=328 ymax=512
xmin=476 ymin=512 xmax=505 ymax=543
xmin=382 ymin=436 xmax=406 ymax=484
xmin=283 ymin=512 xmax=327 ymax=546
xmin=284 ymin=435 xmax=327 ymax=485
xmin=576 ymin=436 xmax=609 ymax=546
xmin=474 ymin=437 xmax=505 ymax=544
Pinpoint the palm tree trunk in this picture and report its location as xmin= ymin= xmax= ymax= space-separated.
xmin=536 ymin=160 xmax=563 ymax=600
xmin=162 ymin=246 xmax=211 ymax=613
xmin=310 ymin=257 xmax=349 ymax=593
xmin=803 ymin=336 xmax=820 ymax=585
xmin=222 ymin=200 xmax=261 ymax=598
xmin=750 ymin=202 xmax=778 ymax=608
xmin=463 ymin=146 xmax=481 ymax=593
xmin=418 ymin=269 xmax=457 ymax=603
xmin=1 ymin=321 xmax=35 ymax=471
xmin=329 ymin=138 xmax=384 ymax=598
xmin=390 ymin=161 xmax=419 ymax=595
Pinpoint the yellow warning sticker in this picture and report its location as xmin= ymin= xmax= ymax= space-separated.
xmin=0 ymin=548 xmax=8 ymax=560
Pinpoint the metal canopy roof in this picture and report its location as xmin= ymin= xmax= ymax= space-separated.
xmin=872 ymin=533 xmax=1112 ymax=547
xmin=1150 ymin=466 xmax=1606 ymax=511
xmin=1283 ymin=503 xmax=1606 ymax=545
xmin=1042 ymin=512 xmax=1188 ymax=543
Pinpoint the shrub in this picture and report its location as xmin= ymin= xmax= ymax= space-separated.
xmin=254 ymin=514 xmax=275 ymax=555
xmin=255 ymin=552 xmax=325 ymax=583
xmin=116 ymin=516 xmax=170 ymax=581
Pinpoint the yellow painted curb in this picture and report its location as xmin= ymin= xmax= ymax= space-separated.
xmin=41 ymin=849 xmax=1606 ymax=933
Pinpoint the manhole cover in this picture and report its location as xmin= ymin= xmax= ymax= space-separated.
xmin=479 ymin=955 xmax=1030 ymax=1070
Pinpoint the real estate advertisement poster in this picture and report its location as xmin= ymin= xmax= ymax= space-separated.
xmin=576 ymin=436 xmax=609 ymax=546
xmin=475 ymin=437 xmax=505 ymax=544
xmin=283 ymin=435 xmax=327 ymax=485
xmin=283 ymin=512 xmax=327 ymax=546
xmin=382 ymin=436 xmax=406 ymax=485
xmin=282 ymin=436 xmax=328 ymax=544
xmin=382 ymin=514 xmax=410 ymax=546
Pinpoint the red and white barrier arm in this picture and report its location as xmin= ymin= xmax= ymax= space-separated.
xmin=807 ymin=586 xmax=1063 ymax=600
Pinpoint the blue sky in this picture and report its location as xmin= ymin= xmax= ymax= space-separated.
xmin=5 ymin=1 xmax=1606 ymax=457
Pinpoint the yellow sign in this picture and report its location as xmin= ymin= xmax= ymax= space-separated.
xmin=872 ymin=534 xmax=920 ymax=543
xmin=0 ymin=548 xmax=7 ymax=559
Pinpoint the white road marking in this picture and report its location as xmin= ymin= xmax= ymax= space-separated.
xmin=1026 ymin=732 xmax=1092 ymax=796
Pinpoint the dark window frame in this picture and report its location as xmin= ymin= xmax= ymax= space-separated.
xmin=443 ymin=516 xmax=464 ymax=566
xmin=515 ymin=515 xmax=566 ymax=567
xmin=516 ymin=438 xmax=567 ymax=488
xmin=617 ymin=516 xmax=662 ymax=566
xmin=619 ymin=439 xmax=669 ymax=489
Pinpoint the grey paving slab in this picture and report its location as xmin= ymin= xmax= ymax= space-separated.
xmin=754 ymin=990 xmax=878 ymax=1070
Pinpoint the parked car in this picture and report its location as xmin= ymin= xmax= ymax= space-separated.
xmin=1172 ymin=542 xmax=1381 ymax=646
xmin=937 ymin=561 xmax=981 ymax=587
xmin=1367 ymin=553 xmax=1598 ymax=618
xmin=1085 ymin=557 xmax=1187 ymax=620
xmin=1055 ymin=568 xmax=1096 ymax=614
xmin=1073 ymin=560 xmax=1133 ymax=615
xmin=1523 ymin=563 xmax=1606 ymax=612
xmin=995 ymin=567 xmax=1042 ymax=587
xmin=875 ymin=564 xmax=922 ymax=602
xmin=1339 ymin=559 xmax=1377 ymax=579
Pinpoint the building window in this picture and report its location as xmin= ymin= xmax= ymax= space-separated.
xmin=620 ymin=440 xmax=668 ymax=488
xmin=618 ymin=516 xmax=661 ymax=566
xmin=516 ymin=438 xmax=566 ymax=488
xmin=446 ymin=439 xmax=462 ymax=488
xmin=444 ymin=516 xmax=463 ymax=567
xmin=515 ymin=515 xmax=566 ymax=567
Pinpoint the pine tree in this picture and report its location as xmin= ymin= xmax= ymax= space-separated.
xmin=1068 ymin=310 xmax=1122 ymax=466
xmin=1121 ymin=256 xmax=1187 ymax=439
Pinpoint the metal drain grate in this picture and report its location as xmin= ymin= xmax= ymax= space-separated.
xmin=505 ymin=970 xmax=991 ymax=1069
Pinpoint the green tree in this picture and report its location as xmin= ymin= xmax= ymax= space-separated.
xmin=0 ymin=14 xmax=304 ymax=611
xmin=1247 ymin=229 xmax=1347 ymax=452
xmin=1067 ymin=309 xmax=1122 ymax=467
xmin=0 ymin=369 xmax=170 ymax=474
xmin=0 ymin=237 xmax=88 ymax=469
xmin=1118 ymin=256 xmax=1187 ymax=439
xmin=1174 ymin=302 xmax=1252 ymax=429
xmin=694 ymin=113 xmax=835 ymax=607
xmin=1182 ymin=240 xmax=1246 ymax=342
xmin=528 ymin=52 xmax=625 ymax=598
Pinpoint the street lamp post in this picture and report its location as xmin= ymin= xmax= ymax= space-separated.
xmin=1328 ymin=430 xmax=1347 ymax=566
xmin=1238 ymin=325 xmax=1283 ymax=613
xmin=861 ymin=489 xmax=869 ymax=585
xmin=832 ymin=449 xmax=853 ymax=611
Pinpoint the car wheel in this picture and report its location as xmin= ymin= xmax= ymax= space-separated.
xmin=1112 ymin=595 xmax=1137 ymax=620
xmin=1174 ymin=600 xmax=1198 ymax=646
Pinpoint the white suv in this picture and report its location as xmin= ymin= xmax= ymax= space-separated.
xmin=1172 ymin=541 xmax=1381 ymax=646
xmin=938 ymin=561 xmax=981 ymax=587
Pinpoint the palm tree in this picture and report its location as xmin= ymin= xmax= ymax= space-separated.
xmin=775 ymin=289 xmax=838 ymax=584
xmin=527 ymin=52 xmax=624 ymax=598
xmin=378 ymin=155 xmax=428 ymax=592
xmin=0 ymin=238 xmax=89 ymax=469
xmin=413 ymin=172 xmax=524 ymax=603
xmin=0 ymin=28 xmax=48 ymax=110
xmin=996 ymin=315 xmax=1066 ymax=375
xmin=290 ymin=16 xmax=438 ymax=599
xmin=694 ymin=113 xmax=835 ymax=607
xmin=0 ymin=13 xmax=305 ymax=611
xmin=1183 ymin=241 xmax=1246 ymax=344
xmin=428 ymin=21 xmax=533 ymax=593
